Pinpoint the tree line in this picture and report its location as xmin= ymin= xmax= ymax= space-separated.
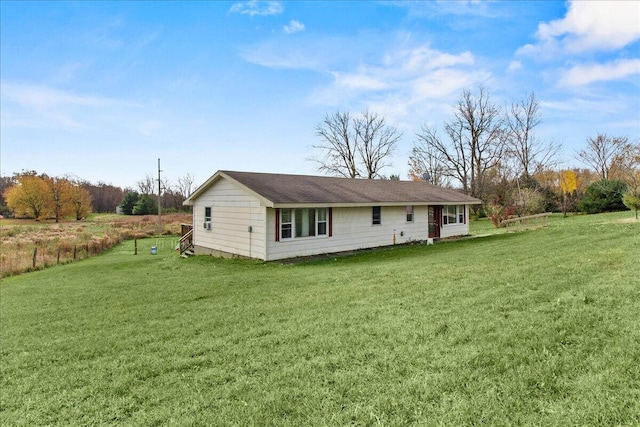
xmin=2 ymin=173 xmax=92 ymax=222
xmin=1 ymin=172 xmax=195 ymax=220
xmin=3 ymin=85 xmax=639 ymax=221
xmin=312 ymin=85 xmax=640 ymax=220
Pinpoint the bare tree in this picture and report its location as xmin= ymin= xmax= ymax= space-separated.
xmin=416 ymin=123 xmax=470 ymax=192
xmin=311 ymin=110 xmax=401 ymax=179
xmin=137 ymin=173 xmax=155 ymax=195
xmin=354 ymin=110 xmax=402 ymax=179
xmin=415 ymin=86 xmax=507 ymax=201
xmin=576 ymin=134 xmax=628 ymax=180
xmin=506 ymin=92 xmax=561 ymax=178
xmin=312 ymin=111 xmax=358 ymax=178
xmin=176 ymin=174 xmax=195 ymax=199
xmin=610 ymin=138 xmax=640 ymax=187
xmin=81 ymin=181 xmax=125 ymax=213
xmin=409 ymin=133 xmax=451 ymax=186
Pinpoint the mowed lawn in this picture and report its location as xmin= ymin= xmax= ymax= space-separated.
xmin=1 ymin=213 xmax=639 ymax=426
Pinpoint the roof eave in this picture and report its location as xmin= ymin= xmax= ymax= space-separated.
xmin=272 ymin=200 xmax=482 ymax=208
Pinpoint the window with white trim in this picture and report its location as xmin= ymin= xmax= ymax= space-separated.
xmin=204 ymin=207 xmax=212 ymax=230
xmin=317 ymin=208 xmax=328 ymax=235
xmin=406 ymin=205 xmax=414 ymax=222
xmin=281 ymin=208 xmax=293 ymax=239
xmin=280 ymin=208 xmax=328 ymax=239
xmin=442 ymin=205 xmax=465 ymax=225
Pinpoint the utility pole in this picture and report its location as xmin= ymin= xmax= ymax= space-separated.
xmin=157 ymin=158 xmax=162 ymax=234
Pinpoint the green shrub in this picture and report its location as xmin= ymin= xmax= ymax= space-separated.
xmin=623 ymin=189 xmax=640 ymax=219
xmin=119 ymin=192 xmax=139 ymax=215
xmin=578 ymin=179 xmax=627 ymax=214
xmin=132 ymin=194 xmax=158 ymax=215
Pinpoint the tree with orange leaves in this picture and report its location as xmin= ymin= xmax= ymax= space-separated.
xmin=68 ymin=183 xmax=93 ymax=220
xmin=3 ymin=175 xmax=52 ymax=220
xmin=3 ymin=174 xmax=93 ymax=221
xmin=45 ymin=177 xmax=74 ymax=223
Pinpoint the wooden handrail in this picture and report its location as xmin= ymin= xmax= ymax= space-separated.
xmin=501 ymin=212 xmax=552 ymax=226
xmin=179 ymin=224 xmax=194 ymax=254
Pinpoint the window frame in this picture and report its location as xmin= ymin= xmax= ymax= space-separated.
xmin=442 ymin=205 xmax=465 ymax=226
xmin=317 ymin=208 xmax=328 ymax=236
xmin=280 ymin=208 xmax=293 ymax=239
xmin=204 ymin=206 xmax=212 ymax=230
xmin=406 ymin=205 xmax=414 ymax=223
xmin=279 ymin=208 xmax=329 ymax=240
xmin=372 ymin=206 xmax=382 ymax=225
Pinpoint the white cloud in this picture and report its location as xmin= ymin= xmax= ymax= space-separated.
xmin=507 ymin=61 xmax=522 ymax=73
xmin=1 ymin=81 xmax=118 ymax=109
xmin=308 ymin=43 xmax=490 ymax=125
xmin=0 ymin=81 xmax=124 ymax=129
xmin=559 ymin=59 xmax=640 ymax=87
xmin=240 ymin=33 xmax=490 ymax=125
xmin=400 ymin=46 xmax=474 ymax=71
xmin=229 ymin=1 xmax=283 ymax=17
xmin=240 ymin=46 xmax=322 ymax=69
xmin=283 ymin=20 xmax=305 ymax=34
xmin=410 ymin=68 xmax=484 ymax=101
xmin=522 ymin=1 xmax=640 ymax=55
xmin=331 ymin=72 xmax=388 ymax=91
xmin=322 ymin=44 xmax=479 ymax=100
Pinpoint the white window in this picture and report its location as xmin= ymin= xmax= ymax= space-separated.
xmin=280 ymin=208 xmax=328 ymax=239
xmin=406 ymin=206 xmax=414 ymax=222
xmin=317 ymin=208 xmax=328 ymax=235
xmin=281 ymin=208 xmax=293 ymax=239
xmin=442 ymin=205 xmax=465 ymax=225
xmin=203 ymin=207 xmax=212 ymax=230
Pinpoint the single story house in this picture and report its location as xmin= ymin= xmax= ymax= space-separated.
xmin=182 ymin=170 xmax=481 ymax=261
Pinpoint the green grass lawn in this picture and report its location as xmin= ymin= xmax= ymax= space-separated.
xmin=1 ymin=212 xmax=639 ymax=426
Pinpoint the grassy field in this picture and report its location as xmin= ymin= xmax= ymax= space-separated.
xmin=0 ymin=213 xmax=190 ymax=277
xmin=1 ymin=212 xmax=639 ymax=426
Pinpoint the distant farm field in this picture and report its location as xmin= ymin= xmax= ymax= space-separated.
xmin=1 ymin=212 xmax=639 ymax=426
xmin=0 ymin=213 xmax=190 ymax=277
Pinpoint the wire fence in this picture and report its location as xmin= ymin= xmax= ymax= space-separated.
xmin=1 ymin=214 xmax=189 ymax=278
xmin=1 ymin=232 xmax=124 ymax=278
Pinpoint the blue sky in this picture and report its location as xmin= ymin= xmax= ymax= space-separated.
xmin=1 ymin=1 xmax=639 ymax=188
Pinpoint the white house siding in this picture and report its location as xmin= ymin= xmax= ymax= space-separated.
xmin=192 ymin=179 xmax=266 ymax=259
xmin=264 ymin=205 xmax=431 ymax=261
xmin=439 ymin=205 xmax=470 ymax=238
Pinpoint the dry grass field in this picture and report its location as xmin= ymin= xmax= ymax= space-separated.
xmin=0 ymin=213 xmax=191 ymax=277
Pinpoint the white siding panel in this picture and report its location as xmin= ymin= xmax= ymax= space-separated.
xmin=440 ymin=205 xmax=470 ymax=238
xmin=265 ymin=206 xmax=431 ymax=261
xmin=192 ymin=179 xmax=266 ymax=259
xmin=192 ymin=185 xmax=472 ymax=260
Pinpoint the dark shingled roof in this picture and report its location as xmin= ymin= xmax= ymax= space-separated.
xmin=190 ymin=171 xmax=480 ymax=206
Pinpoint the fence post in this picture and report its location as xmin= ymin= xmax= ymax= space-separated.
xmin=57 ymin=247 xmax=61 ymax=264
xmin=33 ymin=247 xmax=37 ymax=268
xmin=134 ymin=238 xmax=138 ymax=255
xmin=73 ymin=245 xmax=77 ymax=260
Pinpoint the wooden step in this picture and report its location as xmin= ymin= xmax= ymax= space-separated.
xmin=180 ymin=248 xmax=195 ymax=258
